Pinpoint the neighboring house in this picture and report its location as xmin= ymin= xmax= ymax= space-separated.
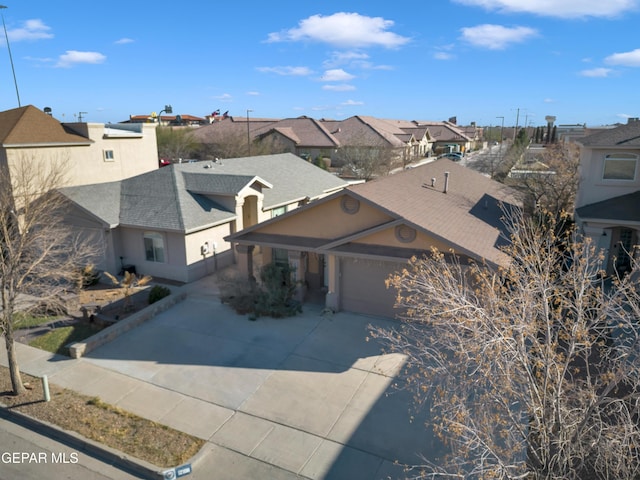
xmin=575 ymin=118 xmax=640 ymax=276
xmin=252 ymin=116 xmax=340 ymax=161
xmin=0 ymin=105 xmax=159 ymax=189
xmin=415 ymin=121 xmax=473 ymax=155
xmin=227 ymin=159 xmax=521 ymax=318
xmin=127 ymin=114 xmax=207 ymax=126
xmin=322 ymin=116 xmax=429 ymax=166
xmin=59 ymin=153 xmax=348 ymax=283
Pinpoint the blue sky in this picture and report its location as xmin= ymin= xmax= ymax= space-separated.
xmin=1 ymin=1 xmax=639 ymax=127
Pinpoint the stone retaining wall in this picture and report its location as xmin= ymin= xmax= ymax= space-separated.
xmin=68 ymin=292 xmax=187 ymax=359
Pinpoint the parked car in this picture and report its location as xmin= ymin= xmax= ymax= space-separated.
xmin=438 ymin=152 xmax=463 ymax=161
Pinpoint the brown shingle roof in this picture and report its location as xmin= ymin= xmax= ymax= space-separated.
xmin=0 ymin=105 xmax=92 ymax=146
xmin=348 ymin=158 xmax=521 ymax=266
xmin=252 ymin=117 xmax=339 ymax=148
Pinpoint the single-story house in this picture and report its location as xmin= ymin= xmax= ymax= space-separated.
xmin=227 ymin=158 xmax=521 ymax=318
xmin=59 ymin=153 xmax=348 ymax=283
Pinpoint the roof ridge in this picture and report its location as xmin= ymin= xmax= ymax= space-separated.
xmin=171 ymin=166 xmax=187 ymax=230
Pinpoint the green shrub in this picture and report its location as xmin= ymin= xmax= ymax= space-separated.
xmin=148 ymin=285 xmax=171 ymax=305
xmin=253 ymin=263 xmax=302 ymax=319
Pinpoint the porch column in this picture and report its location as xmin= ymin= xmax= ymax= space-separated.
xmin=288 ymin=251 xmax=307 ymax=302
xmin=325 ymin=254 xmax=340 ymax=312
xmin=235 ymin=244 xmax=255 ymax=282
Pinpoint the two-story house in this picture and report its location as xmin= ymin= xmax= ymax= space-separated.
xmin=0 ymin=105 xmax=159 ymax=191
xmin=575 ymin=118 xmax=640 ymax=276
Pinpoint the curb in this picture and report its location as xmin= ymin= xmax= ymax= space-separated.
xmin=0 ymin=405 xmax=209 ymax=480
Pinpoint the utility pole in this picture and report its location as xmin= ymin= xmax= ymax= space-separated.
xmin=513 ymin=108 xmax=520 ymax=141
xmin=0 ymin=5 xmax=20 ymax=107
xmin=246 ymin=109 xmax=253 ymax=156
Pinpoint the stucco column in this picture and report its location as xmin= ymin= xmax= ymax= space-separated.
xmin=235 ymin=244 xmax=255 ymax=282
xmin=288 ymin=251 xmax=307 ymax=302
xmin=325 ymin=254 xmax=340 ymax=312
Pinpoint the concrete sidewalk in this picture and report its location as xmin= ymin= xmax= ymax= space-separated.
xmin=1 ymin=274 xmax=443 ymax=479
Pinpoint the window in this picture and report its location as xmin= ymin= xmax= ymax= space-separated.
xmin=271 ymin=206 xmax=287 ymax=218
xmin=103 ymin=149 xmax=115 ymax=162
xmin=603 ymin=153 xmax=637 ymax=180
xmin=272 ymin=248 xmax=289 ymax=266
xmin=144 ymin=232 xmax=165 ymax=262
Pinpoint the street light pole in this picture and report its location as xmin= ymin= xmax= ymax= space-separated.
xmin=157 ymin=104 xmax=172 ymax=126
xmin=246 ymin=109 xmax=253 ymax=156
xmin=0 ymin=5 xmax=20 ymax=107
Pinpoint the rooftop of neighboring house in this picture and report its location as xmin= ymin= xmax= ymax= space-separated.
xmin=252 ymin=116 xmax=339 ymax=148
xmin=577 ymin=118 xmax=640 ymax=147
xmin=59 ymin=153 xmax=348 ymax=233
xmin=0 ymin=105 xmax=93 ymax=146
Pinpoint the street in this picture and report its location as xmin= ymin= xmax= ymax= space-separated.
xmin=0 ymin=416 xmax=143 ymax=480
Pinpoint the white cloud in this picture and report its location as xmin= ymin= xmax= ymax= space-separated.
xmin=543 ymin=98 xmax=556 ymax=103
xmin=213 ymin=93 xmax=233 ymax=102
xmin=246 ymin=91 xmax=260 ymax=96
xmin=579 ymin=67 xmax=613 ymax=77
xmin=324 ymin=51 xmax=370 ymax=67
xmin=8 ymin=19 xmax=53 ymax=41
xmin=453 ymin=0 xmax=638 ymax=18
xmin=256 ymin=66 xmax=313 ymax=76
xmin=114 ymin=38 xmax=134 ymax=45
xmin=322 ymin=84 xmax=356 ymax=92
xmin=56 ymin=50 xmax=106 ymax=68
xmin=267 ymin=12 xmax=410 ymax=49
xmin=460 ymin=24 xmax=538 ymax=50
xmin=605 ymin=48 xmax=640 ymax=67
xmin=321 ymin=69 xmax=355 ymax=82
xmin=341 ymin=99 xmax=364 ymax=106
xmin=434 ymin=51 xmax=455 ymax=60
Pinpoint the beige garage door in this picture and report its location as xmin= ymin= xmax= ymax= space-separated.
xmin=340 ymin=257 xmax=405 ymax=318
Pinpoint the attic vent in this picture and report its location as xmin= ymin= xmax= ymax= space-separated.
xmin=395 ymin=225 xmax=417 ymax=243
xmin=340 ymin=196 xmax=360 ymax=215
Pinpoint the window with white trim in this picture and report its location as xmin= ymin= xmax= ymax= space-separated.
xmin=271 ymin=206 xmax=287 ymax=218
xmin=103 ymin=149 xmax=115 ymax=162
xmin=603 ymin=153 xmax=637 ymax=180
xmin=144 ymin=232 xmax=165 ymax=262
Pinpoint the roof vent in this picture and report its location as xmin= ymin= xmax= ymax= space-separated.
xmin=431 ymin=177 xmax=436 ymax=188
xmin=444 ymin=172 xmax=450 ymax=194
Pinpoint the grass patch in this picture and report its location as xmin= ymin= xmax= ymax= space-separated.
xmin=29 ymin=324 xmax=102 ymax=356
xmin=12 ymin=312 xmax=60 ymax=330
xmin=0 ymin=369 xmax=205 ymax=468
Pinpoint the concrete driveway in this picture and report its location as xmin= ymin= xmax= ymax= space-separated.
xmin=54 ymin=277 xmax=444 ymax=479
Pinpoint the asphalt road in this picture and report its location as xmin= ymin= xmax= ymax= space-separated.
xmin=0 ymin=417 xmax=144 ymax=480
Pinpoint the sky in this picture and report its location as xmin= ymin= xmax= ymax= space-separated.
xmin=0 ymin=1 xmax=639 ymax=127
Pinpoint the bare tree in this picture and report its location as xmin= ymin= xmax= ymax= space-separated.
xmin=373 ymin=211 xmax=640 ymax=479
xmin=0 ymin=157 xmax=99 ymax=395
xmin=335 ymin=143 xmax=400 ymax=180
xmin=511 ymin=143 xmax=580 ymax=219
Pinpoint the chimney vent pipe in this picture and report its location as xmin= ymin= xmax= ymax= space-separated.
xmin=444 ymin=172 xmax=450 ymax=193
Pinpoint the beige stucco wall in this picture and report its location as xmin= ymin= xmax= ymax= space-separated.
xmin=5 ymin=123 xmax=158 ymax=189
xmin=576 ymin=147 xmax=640 ymax=208
xmin=355 ymin=227 xmax=452 ymax=252
xmin=257 ymin=195 xmax=393 ymax=239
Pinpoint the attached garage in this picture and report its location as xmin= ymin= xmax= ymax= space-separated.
xmin=340 ymin=257 xmax=406 ymax=318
